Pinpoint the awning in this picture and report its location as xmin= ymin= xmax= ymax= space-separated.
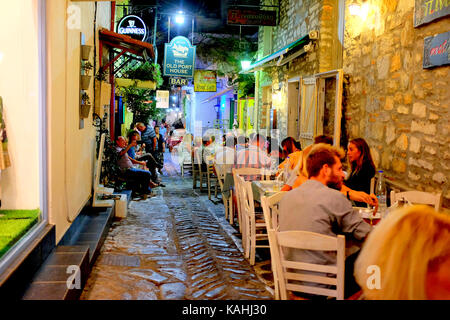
xmin=98 ymin=28 xmax=155 ymax=73
xmin=99 ymin=28 xmax=155 ymax=59
xmin=240 ymin=33 xmax=311 ymax=74
xmin=201 ymin=87 xmax=233 ymax=103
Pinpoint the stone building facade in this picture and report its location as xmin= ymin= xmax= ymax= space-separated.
xmin=343 ymin=0 xmax=449 ymax=206
xmin=254 ymin=0 xmax=342 ymax=140
xmin=252 ymin=0 xmax=449 ymax=207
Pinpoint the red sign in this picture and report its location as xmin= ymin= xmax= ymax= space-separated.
xmin=227 ymin=9 xmax=277 ymax=26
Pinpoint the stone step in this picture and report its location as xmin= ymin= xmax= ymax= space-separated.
xmin=22 ymin=245 xmax=90 ymax=300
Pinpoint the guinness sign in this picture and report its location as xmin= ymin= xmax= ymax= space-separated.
xmin=117 ymin=15 xmax=147 ymax=41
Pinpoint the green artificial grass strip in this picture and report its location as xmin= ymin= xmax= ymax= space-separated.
xmin=0 ymin=219 xmax=36 ymax=238
xmin=0 ymin=236 xmax=13 ymax=257
xmin=0 ymin=209 xmax=41 ymax=258
xmin=0 ymin=209 xmax=40 ymax=220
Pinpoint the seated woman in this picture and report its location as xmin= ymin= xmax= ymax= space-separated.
xmin=280 ymin=136 xmax=378 ymax=208
xmin=354 ymin=205 xmax=450 ymax=300
xmin=344 ymin=138 xmax=376 ymax=207
xmin=127 ymin=131 xmax=161 ymax=187
xmin=277 ymin=137 xmax=302 ymax=182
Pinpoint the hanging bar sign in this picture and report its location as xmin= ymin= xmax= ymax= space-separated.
xmin=163 ymin=36 xmax=196 ymax=78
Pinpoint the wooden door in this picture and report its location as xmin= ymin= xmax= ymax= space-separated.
xmin=287 ymin=79 xmax=301 ymax=139
xmin=299 ymin=77 xmax=318 ymax=149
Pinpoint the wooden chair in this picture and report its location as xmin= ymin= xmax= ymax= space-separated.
xmin=194 ymin=148 xmax=208 ymax=191
xmin=390 ymin=190 xmax=442 ymax=211
xmin=268 ymin=229 xmax=345 ymax=300
xmin=215 ymin=163 xmax=233 ymax=222
xmin=206 ymin=157 xmax=219 ymax=200
xmin=232 ymin=167 xmax=270 ymax=232
xmin=192 ymin=148 xmax=200 ymax=188
xmin=241 ymin=180 xmax=270 ymax=265
xmin=261 ymin=192 xmax=286 ymax=231
xmin=261 ymin=192 xmax=286 ymax=299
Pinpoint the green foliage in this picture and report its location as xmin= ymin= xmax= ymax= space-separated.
xmin=123 ymin=62 xmax=163 ymax=88
xmin=100 ymin=134 xmax=122 ymax=189
xmin=118 ymin=85 xmax=165 ymax=124
xmin=196 ymin=34 xmax=257 ymax=75
xmin=195 ymin=33 xmax=256 ymax=97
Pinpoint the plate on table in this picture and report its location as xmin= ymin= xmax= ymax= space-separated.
xmin=353 ymin=207 xmax=381 ymax=219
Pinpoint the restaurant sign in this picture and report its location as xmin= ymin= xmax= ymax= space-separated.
xmin=227 ymin=8 xmax=277 ymax=26
xmin=156 ymin=90 xmax=169 ymax=109
xmin=414 ymin=0 xmax=450 ymax=27
xmin=169 ymin=78 xmax=189 ymax=86
xmin=117 ymin=15 xmax=147 ymax=41
xmin=423 ymin=31 xmax=450 ymax=68
xmin=163 ymin=36 xmax=196 ymax=78
xmin=194 ymin=70 xmax=217 ymax=92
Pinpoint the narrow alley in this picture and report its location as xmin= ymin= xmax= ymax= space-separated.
xmin=80 ymin=152 xmax=273 ymax=300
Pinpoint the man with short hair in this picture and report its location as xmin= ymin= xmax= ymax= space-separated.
xmin=215 ymin=136 xmax=237 ymax=173
xmin=136 ymin=122 xmax=157 ymax=154
xmin=116 ymin=136 xmax=153 ymax=198
xmin=278 ymin=143 xmax=372 ymax=298
xmin=235 ymin=133 xmax=271 ymax=169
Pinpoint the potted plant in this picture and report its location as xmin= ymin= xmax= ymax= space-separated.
xmin=81 ymin=61 xmax=93 ymax=90
xmin=81 ymin=45 xmax=92 ymax=60
xmin=115 ymin=62 xmax=162 ymax=90
xmin=80 ymin=91 xmax=91 ymax=118
xmin=94 ymin=68 xmax=111 ymax=117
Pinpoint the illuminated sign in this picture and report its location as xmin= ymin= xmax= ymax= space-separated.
xmin=163 ymin=36 xmax=196 ymax=78
xmin=194 ymin=70 xmax=217 ymax=92
xmin=117 ymin=15 xmax=147 ymax=41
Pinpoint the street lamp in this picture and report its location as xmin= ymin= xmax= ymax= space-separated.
xmin=241 ymin=60 xmax=251 ymax=70
xmin=175 ymin=11 xmax=185 ymax=24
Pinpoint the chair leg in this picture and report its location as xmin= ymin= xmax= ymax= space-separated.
xmin=207 ymin=175 xmax=211 ymax=200
xmin=223 ymin=196 xmax=228 ymax=220
xmin=250 ymin=222 xmax=256 ymax=265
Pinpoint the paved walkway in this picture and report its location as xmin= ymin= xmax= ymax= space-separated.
xmin=80 ymin=151 xmax=273 ymax=300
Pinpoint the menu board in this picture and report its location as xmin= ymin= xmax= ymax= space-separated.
xmin=423 ymin=31 xmax=450 ymax=68
xmin=414 ymin=0 xmax=450 ymax=27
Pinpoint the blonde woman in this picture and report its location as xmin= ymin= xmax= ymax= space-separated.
xmin=354 ymin=205 xmax=450 ymax=300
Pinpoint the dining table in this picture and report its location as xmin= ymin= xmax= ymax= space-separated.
xmin=251 ymin=180 xmax=285 ymax=202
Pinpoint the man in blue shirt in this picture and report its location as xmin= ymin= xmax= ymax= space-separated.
xmin=136 ymin=122 xmax=157 ymax=154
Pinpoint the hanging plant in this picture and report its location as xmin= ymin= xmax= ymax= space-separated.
xmin=122 ymin=62 xmax=163 ymax=88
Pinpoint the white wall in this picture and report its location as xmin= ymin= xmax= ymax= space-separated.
xmin=0 ymin=1 xmax=40 ymax=209
xmin=46 ymin=0 xmax=111 ymax=242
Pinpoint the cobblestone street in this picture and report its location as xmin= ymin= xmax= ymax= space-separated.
xmin=80 ymin=152 xmax=273 ymax=300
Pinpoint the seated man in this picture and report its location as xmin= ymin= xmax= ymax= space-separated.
xmin=128 ymin=131 xmax=164 ymax=187
xmin=116 ymin=136 xmax=154 ymax=198
xmin=281 ymin=136 xmax=377 ymax=208
xmin=278 ymin=143 xmax=373 ymax=299
xmin=215 ymin=135 xmax=237 ymax=174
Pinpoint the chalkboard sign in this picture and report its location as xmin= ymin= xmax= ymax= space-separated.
xmin=423 ymin=31 xmax=450 ymax=68
xmin=414 ymin=0 xmax=450 ymax=27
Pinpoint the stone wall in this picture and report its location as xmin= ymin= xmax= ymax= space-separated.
xmin=343 ymin=0 xmax=450 ymax=206
xmin=256 ymin=0 xmax=334 ymax=139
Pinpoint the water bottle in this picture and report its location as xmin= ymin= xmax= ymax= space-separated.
xmin=375 ymin=170 xmax=387 ymax=218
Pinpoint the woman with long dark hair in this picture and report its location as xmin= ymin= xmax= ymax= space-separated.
xmin=345 ymin=138 xmax=376 ymax=204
